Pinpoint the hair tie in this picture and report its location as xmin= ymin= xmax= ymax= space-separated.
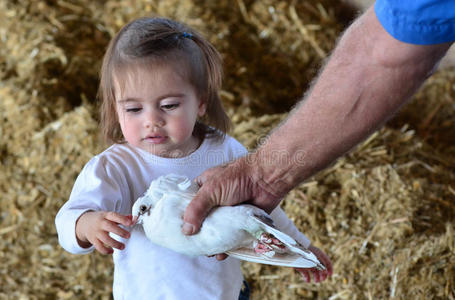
xmin=182 ymin=32 xmax=193 ymax=39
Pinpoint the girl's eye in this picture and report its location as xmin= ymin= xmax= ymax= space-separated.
xmin=161 ymin=103 xmax=179 ymax=111
xmin=125 ymin=107 xmax=142 ymax=113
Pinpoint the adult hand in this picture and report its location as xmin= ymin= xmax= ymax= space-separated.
xmin=182 ymin=155 xmax=283 ymax=235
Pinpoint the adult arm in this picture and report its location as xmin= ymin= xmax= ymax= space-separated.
xmin=182 ymin=6 xmax=452 ymax=234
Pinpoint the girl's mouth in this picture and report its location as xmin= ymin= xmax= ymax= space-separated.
xmin=144 ymin=136 xmax=168 ymax=144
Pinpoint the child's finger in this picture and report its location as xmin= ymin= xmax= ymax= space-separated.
xmin=104 ymin=211 xmax=133 ymax=226
xmin=320 ymin=270 xmax=326 ymax=282
xmin=296 ymin=268 xmax=310 ymax=283
xmin=215 ymin=253 xmax=228 ymax=261
xmin=303 ymin=270 xmax=311 ymax=283
xmin=92 ymin=239 xmax=114 ymax=255
xmin=99 ymin=233 xmax=126 ymax=250
xmin=102 ymin=220 xmax=131 ymax=239
xmin=309 ymin=245 xmax=333 ymax=277
xmin=322 ymin=270 xmax=328 ymax=281
xmin=319 ymin=251 xmax=333 ymax=276
xmin=311 ymin=268 xmax=320 ymax=282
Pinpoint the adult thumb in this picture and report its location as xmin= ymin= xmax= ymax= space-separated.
xmin=182 ymin=187 xmax=216 ymax=235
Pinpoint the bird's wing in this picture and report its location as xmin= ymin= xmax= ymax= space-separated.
xmin=226 ymin=247 xmax=320 ymax=269
xmin=227 ymin=213 xmax=325 ymax=270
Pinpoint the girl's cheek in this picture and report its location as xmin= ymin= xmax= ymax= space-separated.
xmin=118 ymin=112 xmax=135 ymax=126
xmin=117 ymin=111 xmax=126 ymax=123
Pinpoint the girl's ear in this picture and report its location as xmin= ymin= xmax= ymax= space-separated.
xmin=198 ymin=101 xmax=207 ymax=117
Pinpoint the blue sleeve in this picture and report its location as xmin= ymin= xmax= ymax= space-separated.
xmin=375 ymin=0 xmax=455 ymax=45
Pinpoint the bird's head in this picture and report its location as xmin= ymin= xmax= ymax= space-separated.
xmin=132 ymin=195 xmax=154 ymax=225
xmin=132 ymin=174 xmax=199 ymax=225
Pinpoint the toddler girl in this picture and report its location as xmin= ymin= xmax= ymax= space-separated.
xmin=55 ymin=17 xmax=331 ymax=300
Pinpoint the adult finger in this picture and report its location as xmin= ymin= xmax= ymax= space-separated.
xmin=182 ymin=186 xmax=217 ymax=235
xmin=195 ymin=167 xmax=219 ymax=186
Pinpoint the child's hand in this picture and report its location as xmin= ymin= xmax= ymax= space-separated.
xmin=75 ymin=211 xmax=133 ymax=255
xmin=295 ymin=245 xmax=333 ymax=283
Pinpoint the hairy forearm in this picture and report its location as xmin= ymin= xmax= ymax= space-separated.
xmin=250 ymin=7 xmax=451 ymax=197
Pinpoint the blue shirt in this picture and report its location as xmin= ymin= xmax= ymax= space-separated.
xmin=375 ymin=0 xmax=455 ymax=45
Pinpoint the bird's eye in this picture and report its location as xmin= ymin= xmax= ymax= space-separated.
xmin=139 ymin=205 xmax=147 ymax=213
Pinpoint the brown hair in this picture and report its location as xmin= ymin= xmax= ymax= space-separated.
xmin=98 ymin=17 xmax=231 ymax=144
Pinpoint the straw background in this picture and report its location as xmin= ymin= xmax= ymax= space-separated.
xmin=1 ymin=0 xmax=454 ymax=299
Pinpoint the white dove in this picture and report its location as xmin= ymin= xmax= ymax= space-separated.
xmin=132 ymin=174 xmax=325 ymax=269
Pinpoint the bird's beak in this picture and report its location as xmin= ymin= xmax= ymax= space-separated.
xmin=132 ymin=215 xmax=139 ymax=225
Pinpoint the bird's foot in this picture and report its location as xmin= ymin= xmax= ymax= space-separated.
xmin=253 ymin=233 xmax=286 ymax=257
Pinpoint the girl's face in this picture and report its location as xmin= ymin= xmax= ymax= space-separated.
xmin=114 ymin=64 xmax=206 ymax=158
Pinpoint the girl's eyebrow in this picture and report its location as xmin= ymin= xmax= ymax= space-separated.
xmin=117 ymin=93 xmax=185 ymax=103
xmin=158 ymin=93 xmax=185 ymax=101
xmin=117 ymin=98 xmax=140 ymax=103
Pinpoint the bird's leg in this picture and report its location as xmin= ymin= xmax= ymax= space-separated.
xmin=253 ymin=233 xmax=287 ymax=257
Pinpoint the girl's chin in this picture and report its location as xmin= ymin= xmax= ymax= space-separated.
xmin=130 ymin=137 xmax=198 ymax=158
xmin=139 ymin=145 xmax=187 ymax=158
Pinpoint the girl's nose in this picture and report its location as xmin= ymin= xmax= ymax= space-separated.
xmin=144 ymin=111 xmax=165 ymax=129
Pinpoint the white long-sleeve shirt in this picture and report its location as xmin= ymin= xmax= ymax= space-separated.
xmin=55 ymin=136 xmax=310 ymax=300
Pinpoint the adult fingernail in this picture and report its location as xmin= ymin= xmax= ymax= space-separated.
xmin=182 ymin=222 xmax=195 ymax=235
